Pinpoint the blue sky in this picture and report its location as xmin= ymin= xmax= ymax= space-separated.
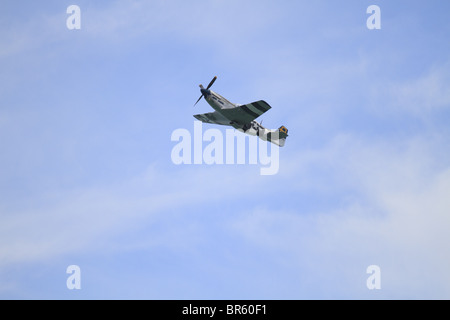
xmin=1 ymin=0 xmax=450 ymax=299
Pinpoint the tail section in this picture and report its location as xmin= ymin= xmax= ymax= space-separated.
xmin=240 ymin=121 xmax=289 ymax=147
xmin=278 ymin=126 xmax=288 ymax=139
xmin=267 ymin=125 xmax=288 ymax=147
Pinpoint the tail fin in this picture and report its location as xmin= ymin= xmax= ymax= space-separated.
xmin=266 ymin=126 xmax=288 ymax=147
xmin=278 ymin=126 xmax=288 ymax=139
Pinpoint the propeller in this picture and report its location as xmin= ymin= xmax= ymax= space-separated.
xmin=206 ymin=76 xmax=217 ymax=90
xmin=194 ymin=76 xmax=217 ymax=106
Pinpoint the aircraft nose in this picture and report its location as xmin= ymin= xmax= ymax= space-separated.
xmin=200 ymin=88 xmax=210 ymax=97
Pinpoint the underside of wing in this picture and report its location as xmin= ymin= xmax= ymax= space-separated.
xmin=193 ymin=111 xmax=231 ymax=126
xmin=219 ymin=100 xmax=272 ymax=125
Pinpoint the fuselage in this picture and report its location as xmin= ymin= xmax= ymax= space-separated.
xmin=202 ymin=89 xmax=236 ymax=111
xmin=201 ymin=88 xmax=283 ymax=145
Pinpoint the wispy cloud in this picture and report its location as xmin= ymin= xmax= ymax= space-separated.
xmin=81 ymin=0 xmax=280 ymax=49
xmin=0 ymin=161 xmax=279 ymax=269
xmin=232 ymin=133 xmax=450 ymax=298
xmin=390 ymin=63 xmax=450 ymax=114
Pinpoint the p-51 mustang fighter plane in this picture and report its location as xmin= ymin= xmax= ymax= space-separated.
xmin=193 ymin=76 xmax=288 ymax=147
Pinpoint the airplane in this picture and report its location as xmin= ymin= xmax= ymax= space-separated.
xmin=193 ymin=76 xmax=288 ymax=147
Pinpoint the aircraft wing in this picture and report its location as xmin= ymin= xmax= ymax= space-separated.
xmin=193 ymin=111 xmax=231 ymax=126
xmin=218 ymin=100 xmax=272 ymax=125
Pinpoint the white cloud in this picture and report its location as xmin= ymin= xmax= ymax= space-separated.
xmin=0 ymin=7 xmax=65 ymax=59
xmin=0 ymin=161 xmax=278 ymax=268
xmin=83 ymin=0 xmax=280 ymax=49
xmin=395 ymin=67 xmax=450 ymax=110
xmin=368 ymin=62 xmax=450 ymax=118
xmin=232 ymin=134 xmax=450 ymax=298
xmin=0 ymin=0 xmax=279 ymax=59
